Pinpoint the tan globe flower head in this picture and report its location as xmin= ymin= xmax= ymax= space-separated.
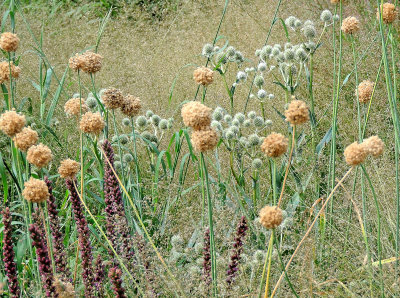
xmin=22 ymin=177 xmax=50 ymax=203
xmin=181 ymin=101 xmax=212 ymax=130
xmin=64 ymin=98 xmax=89 ymax=117
xmin=27 ymin=143 xmax=53 ymax=168
xmin=193 ymin=66 xmax=214 ymax=86
xmin=58 ymin=159 xmax=81 ymax=179
xmin=363 ymin=136 xmax=384 ymax=158
xmin=0 ymin=32 xmax=20 ymax=52
xmin=341 ymin=16 xmax=360 ymax=34
xmin=79 ymin=51 xmax=103 ymax=74
xmin=13 ymin=127 xmax=39 ymax=152
xmin=80 ymin=111 xmax=105 ymax=135
xmin=377 ymin=3 xmax=397 ymax=24
xmin=259 ymin=205 xmax=283 ymax=229
xmin=68 ymin=53 xmax=83 ymax=71
xmin=357 ymin=80 xmax=374 ymax=103
xmin=344 ymin=141 xmax=367 ymax=166
xmin=330 ymin=0 xmax=339 ymax=3
xmin=0 ymin=110 xmax=26 ymax=137
xmin=0 ymin=61 xmax=21 ymax=84
xmin=284 ymin=99 xmax=309 ymax=125
xmin=121 ymin=95 xmax=141 ymax=117
xmin=101 ymin=88 xmax=124 ymax=109
xmin=191 ymin=127 xmax=219 ymax=152
xmin=261 ymin=132 xmax=288 ymax=158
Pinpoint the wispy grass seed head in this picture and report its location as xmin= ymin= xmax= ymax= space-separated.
xmin=259 ymin=206 xmax=283 ymax=229
xmin=13 ymin=127 xmax=38 ymax=152
xmin=261 ymin=132 xmax=288 ymax=158
xmin=0 ymin=110 xmax=26 ymax=137
xmin=80 ymin=112 xmax=105 ymax=135
xmin=193 ymin=66 xmax=214 ymax=86
xmin=27 ymin=143 xmax=53 ymax=168
xmin=58 ymin=159 xmax=80 ymax=179
xmin=22 ymin=177 xmax=49 ymax=203
xmin=0 ymin=32 xmax=20 ymax=52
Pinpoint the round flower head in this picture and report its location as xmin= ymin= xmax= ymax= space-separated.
xmin=321 ymin=10 xmax=333 ymax=23
xmin=0 ymin=110 xmax=26 ymax=137
xmin=58 ymin=159 xmax=80 ymax=179
xmin=64 ymin=98 xmax=89 ymax=117
xmin=101 ymin=88 xmax=124 ymax=109
xmin=27 ymin=143 xmax=53 ymax=168
xmin=285 ymin=99 xmax=309 ymax=125
xmin=0 ymin=61 xmax=21 ymax=84
xmin=344 ymin=142 xmax=367 ymax=166
xmin=261 ymin=133 xmax=288 ymax=158
xmin=79 ymin=51 xmax=103 ymax=73
xmin=259 ymin=206 xmax=283 ymax=229
xmin=193 ymin=66 xmax=214 ymax=86
xmin=80 ymin=112 xmax=105 ymax=135
xmin=357 ymin=80 xmax=374 ymax=103
xmin=191 ymin=127 xmax=219 ymax=152
xmin=331 ymin=0 xmax=340 ymax=3
xmin=363 ymin=136 xmax=384 ymax=158
xmin=22 ymin=177 xmax=49 ymax=203
xmin=181 ymin=101 xmax=212 ymax=130
xmin=341 ymin=16 xmax=360 ymax=34
xmin=377 ymin=3 xmax=397 ymax=24
xmin=121 ymin=95 xmax=141 ymax=117
xmin=68 ymin=53 xmax=83 ymax=71
xmin=13 ymin=127 xmax=38 ymax=152
xmin=0 ymin=32 xmax=19 ymax=52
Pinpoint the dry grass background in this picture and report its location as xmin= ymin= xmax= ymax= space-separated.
xmin=7 ymin=0 xmax=400 ymax=295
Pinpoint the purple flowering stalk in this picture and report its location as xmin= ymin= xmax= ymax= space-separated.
xmin=108 ymin=267 xmax=127 ymax=298
xmin=1 ymin=207 xmax=20 ymax=298
xmin=102 ymin=140 xmax=134 ymax=262
xmin=29 ymin=223 xmax=57 ymax=297
xmin=226 ymin=216 xmax=248 ymax=286
xmin=66 ymin=179 xmax=95 ymax=297
xmin=45 ymin=177 xmax=71 ymax=281
xmin=203 ymin=228 xmax=212 ymax=286
xmin=94 ymin=254 xmax=105 ymax=295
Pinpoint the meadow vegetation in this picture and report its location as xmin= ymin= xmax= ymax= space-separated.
xmin=0 ymin=0 xmax=399 ymax=297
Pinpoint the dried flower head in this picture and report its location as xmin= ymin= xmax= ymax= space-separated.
xmin=181 ymin=101 xmax=212 ymax=130
xmin=363 ymin=136 xmax=384 ymax=158
xmin=0 ymin=32 xmax=19 ymax=52
xmin=69 ymin=53 xmax=83 ymax=71
xmin=357 ymin=80 xmax=374 ymax=103
xmin=259 ymin=206 xmax=283 ymax=229
xmin=377 ymin=3 xmax=397 ymax=24
xmin=79 ymin=51 xmax=103 ymax=73
xmin=341 ymin=16 xmax=360 ymax=34
xmin=80 ymin=112 xmax=105 ymax=135
xmin=58 ymin=159 xmax=81 ymax=179
xmin=193 ymin=67 xmax=214 ymax=86
xmin=284 ymin=99 xmax=309 ymax=125
xmin=27 ymin=143 xmax=53 ymax=168
xmin=64 ymin=98 xmax=89 ymax=117
xmin=0 ymin=61 xmax=21 ymax=83
xmin=191 ymin=127 xmax=219 ymax=152
xmin=330 ymin=0 xmax=340 ymax=3
xmin=121 ymin=95 xmax=141 ymax=117
xmin=344 ymin=142 xmax=367 ymax=166
xmin=13 ymin=127 xmax=38 ymax=152
xmin=261 ymin=133 xmax=288 ymax=158
xmin=0 ymin=110 xmax=26 ymax=137
xmin=54 ymin=278 xmax=75 ymax=298
xmin=101 ymin=88 xmax=124 ymax=109
xmin=22 ymin=177 xmax=50 ymax=203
